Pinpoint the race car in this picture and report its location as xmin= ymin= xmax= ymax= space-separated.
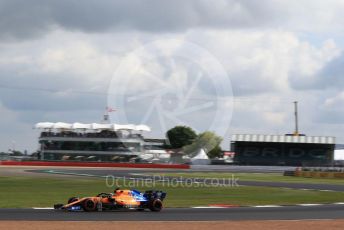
xmin=54 ymin=188 xmax=166 ymax=212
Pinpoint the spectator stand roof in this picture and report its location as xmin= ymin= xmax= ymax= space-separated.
xmin=34 ymin=122 xmax=151 ymax=132
xmin=231 ymin=134 xmax=335 ymax=144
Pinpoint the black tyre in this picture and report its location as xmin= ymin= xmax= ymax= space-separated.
xmin=149 ymin=199 xmax=163 ymax=212
xmin=83 ymin=199 xmax=97 ymax=212
xmin=67 ymin=197 xmax=79 ymax=204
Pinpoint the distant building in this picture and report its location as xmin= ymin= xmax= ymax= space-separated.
xmin=231 ymin=134 xmax=335 ymax=166
xmin=143 ymin=138 xmax=166 ymax=151
xmin=0 ymin=152 xmax=10 ymax=161
xmin=35 ymin=122 xmax=152 ymax=162
xmin=141 ymin=138 xmax=170 ymax=163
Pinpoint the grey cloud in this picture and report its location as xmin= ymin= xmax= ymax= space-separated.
xmin=0 ymin=67 xmax=108 ymax=112
xmin=0 ymin=0 xmax=53 ymax=40
xmin=316 ymin=55 xmax=344 ymax=89
xmin=314 ymin=109 xmax=344 ymax=124
xmin=1 ymin=87 xmax=106 ymax=111
xmin=230 ymin=68 xmax=277 ymax=96
xmin=0 ymin=0 xmax=280 ymax=40
xmin=289 ymin=53 xmax=344 ymax=91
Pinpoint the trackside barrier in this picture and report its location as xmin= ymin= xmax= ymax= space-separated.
xmin=294 ymin=170 xmax=344 ymax=179
xmin=0 ymin=161 xmax=190 ymax=169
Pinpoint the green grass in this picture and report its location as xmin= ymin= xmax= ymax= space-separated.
xmin=152 ymin=172 xmax=344 ymax=185
xmin=1 ymin=175 xmax=344 ymax=208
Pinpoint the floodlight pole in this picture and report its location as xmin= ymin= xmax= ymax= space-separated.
xmin=293 ymin=101 xmax=299 ymax=136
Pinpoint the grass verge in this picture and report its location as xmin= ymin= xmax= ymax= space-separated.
xmin=0 ymin=175 xmax=344 ymax=208
xmin=151 ymin=172 xmax=344 ymax=185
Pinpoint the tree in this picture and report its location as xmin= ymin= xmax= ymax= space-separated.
xmin=183 ymin=131 xmax=223 ymax=158
xmin=207 ymin=144 xmax=223 ymax=159
xmin=166 ymin=126 xmax=197 ymax=149
xmin=9 ymin=150 xmax=23 ymax=156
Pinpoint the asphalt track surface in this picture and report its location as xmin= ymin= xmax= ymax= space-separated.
xmin=29 ymin=168 xmax=344 ymax=192
xmin=1 ymin=205 xmax=344 ymax=221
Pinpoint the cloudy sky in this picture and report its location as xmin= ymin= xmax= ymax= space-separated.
xmin=1 ymin=0 xmax=344 ymax=152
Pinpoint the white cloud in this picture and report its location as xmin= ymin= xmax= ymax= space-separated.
xmin=324 ymin=91 xmax=344 ymax=108
xmin=37 ymin=41 xmax=115 ymax=79
xmin=1 ymin=1 xmax=344 ymax=152
xmin=184 ymin=30 xmax=341 ymax=96
xmin=1 ymin=28 xmax=343 ymax=151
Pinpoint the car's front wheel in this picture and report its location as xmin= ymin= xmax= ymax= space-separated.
xmin=83 ymin=199 xmax=97 ymax=212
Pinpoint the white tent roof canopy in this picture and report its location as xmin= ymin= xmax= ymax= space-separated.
xmin=72 ymin=123 xmax=92 ymax=129
xmin=191 ymin=148 xmax=210 ymax=165
xmin=34 ymin=122 xmax=151 ymax=132
xmin=191 ymin=148 xmax=210 ymax=160
xmin=91 ymin=123 xmax=112 ymax=130
xmin=54 ymin=122 xmax=72 ymax=129
xmin=34 ymin=122 xmax=55 ymax=129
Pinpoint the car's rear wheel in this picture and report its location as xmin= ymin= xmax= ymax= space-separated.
xmin=83 ymin=199 xmax=97 ymax=212
xmin=67 ymin=197 xmax=79 ymax=204
xmin=149 ymin=199 xmax=163 ymax=212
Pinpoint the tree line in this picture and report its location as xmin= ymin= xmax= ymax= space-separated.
xmin=166 ymin=126 xmax=223 ymax=158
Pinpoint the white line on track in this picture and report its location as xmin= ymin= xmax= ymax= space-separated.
xmin=192 ymin=202 xmax=344 ymax=209
xmin=129 ymin=173 xmax=149 ymax=176
xmin=298 ymin=204 xmax=322 ymax=206
xmin=32 ymin=207 xmax=54 ymax=210
xmin=333 ymin=202 xmax=344 ymax=205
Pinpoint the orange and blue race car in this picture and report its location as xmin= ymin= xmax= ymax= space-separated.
xmin=54 ymin=188 xmax=166 ymax=212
